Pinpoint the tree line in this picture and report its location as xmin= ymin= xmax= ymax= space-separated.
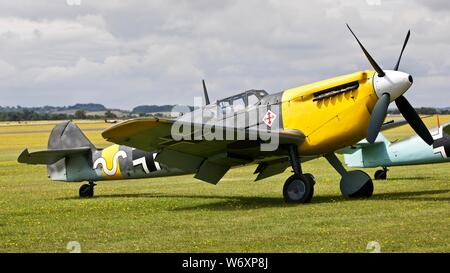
xmin=0 ymin=109 xmax=118 ymax=121
xmin=0 ymin=109 xmax=170 ymax=121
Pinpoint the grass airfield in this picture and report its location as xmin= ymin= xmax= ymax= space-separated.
xmin=0 ymin=117 xmax=449 ymax=252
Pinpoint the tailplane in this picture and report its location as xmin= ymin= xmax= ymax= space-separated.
xmin=342 ymin=133 xmax=391 ymax=168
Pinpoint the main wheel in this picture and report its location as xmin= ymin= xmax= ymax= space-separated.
xmin=304 ymin=173 xmax=316 ymax=185
xmin=303 ymin=174 xmax=315 ymax=202
xmin=340 ymin=170 xmax=374 ymax=198
xmin=283 ymin=174 xmax=314 ymax=204
xmin=374 ymin=169 xmax=387 ymax=180
xmin=79 ymin=184 xmax=94 ymax=198
xmin=351 ymin=178 xmax=374 ymax=198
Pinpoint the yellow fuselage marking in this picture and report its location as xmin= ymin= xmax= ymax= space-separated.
xmin=101 ymin=144 xmax=123 ymax=179
xmin=281 ymin=70 xmax=378 ymax=155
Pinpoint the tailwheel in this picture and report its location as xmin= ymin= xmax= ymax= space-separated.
xmin=283 ymin=174 xmax=314 ymax=204
xmin=374 ymin=168 xmax=388 ymax=180
xmin=79 ymin=182 xmax=95 ymax=198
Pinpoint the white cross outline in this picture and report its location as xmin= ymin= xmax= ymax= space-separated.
xmin=432 ymin=126 xmax=447 ymax=158
xmin=132 ymin=149 xmax=161 ymax=174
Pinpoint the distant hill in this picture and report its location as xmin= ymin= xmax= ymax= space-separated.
xmin=0 ymin=103 xmax=108 ymax=113
xmin=132 ymin=105 xmax=178 ymax=114
xmin=1 ymin=103 xmax=193 ymax=115
xmin=67 ymin=103 xmax=106 ymax=111
xmin=0 ymin=103 xmax=192 ymax=121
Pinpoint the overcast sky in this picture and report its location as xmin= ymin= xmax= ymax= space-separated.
xmin=0 ymin=0 xmax=449 ymax=109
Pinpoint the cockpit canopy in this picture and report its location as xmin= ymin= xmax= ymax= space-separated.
xmin=215 ymin=89 xmax=268 ymax=114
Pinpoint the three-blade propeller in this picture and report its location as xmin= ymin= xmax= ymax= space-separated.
xmin=347 ymin=24 xmax=433 ymax=145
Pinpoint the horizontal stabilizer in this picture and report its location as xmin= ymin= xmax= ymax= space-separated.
xmin=337 ymin=133 xmax=390 ymax=154
xmin=18 ymin=147 xmax=92 ymax=165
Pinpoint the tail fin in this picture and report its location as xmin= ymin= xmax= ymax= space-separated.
xmin=48 ymin=121 xmax=95 ymax=150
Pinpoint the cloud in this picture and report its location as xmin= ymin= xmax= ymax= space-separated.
xmin=0 ymin=0 xmax=449 ymax=108
xmin=416 ymin=0 xmax=450 ymax=12
xmin=0 ymin=59 xmax=16 ymax=79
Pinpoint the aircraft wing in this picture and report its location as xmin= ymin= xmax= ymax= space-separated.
xmin=102 ymin=118 xmax=305 ymax=183
xmin=443 ymin=123 xmax=450 ymax=135
xmin=381 ymin=115 xmax=432 ymax=131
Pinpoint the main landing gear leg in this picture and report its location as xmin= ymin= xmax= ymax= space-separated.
xmin=324 ymin=153 xmax=373 ymax=198
xmin=79 ymin=181 xmax=96 ymax=198
xmin=282 ymin=145 xmax=315 ymax=204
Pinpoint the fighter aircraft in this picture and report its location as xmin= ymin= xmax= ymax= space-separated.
xmin=18 ymin=25 xmax=434 ymax=203
xmin=343 ymin=116 xmax=449 ymax=180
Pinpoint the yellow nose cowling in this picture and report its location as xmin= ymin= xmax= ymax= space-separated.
xmin=281 ymin=70 xmax=378 ymax=155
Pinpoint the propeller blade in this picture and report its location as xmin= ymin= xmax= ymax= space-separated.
xmin=393 ymin=30 xmax=411 ymax=71
xmin=202 ymin=79 xmax=210 ymax=105
xmin=347 ymin=24 xmax=385 ymax=77
xmin=395 ymin=95 xmax=434 ymax=145
xmin=367 ymin=93 xmax=391 ymax=143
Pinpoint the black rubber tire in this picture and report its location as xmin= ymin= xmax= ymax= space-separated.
xmin=302 ymin=173 xmax=315 ymax=202
xmin=349 ymin=176 xmax=374 ymax=198
xmin=283 ymin=174 xmax=314 ymax=204
xmin=374 ymin=169 xmax=387 ymax=180
xmin=79 ymin=184 xmax=94 ymax=198
xmin=304 ymin=173 xmax=316 ymax=185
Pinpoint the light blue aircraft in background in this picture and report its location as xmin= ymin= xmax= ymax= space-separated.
xmin=342 ymin=117 xmax=449 ymax=180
